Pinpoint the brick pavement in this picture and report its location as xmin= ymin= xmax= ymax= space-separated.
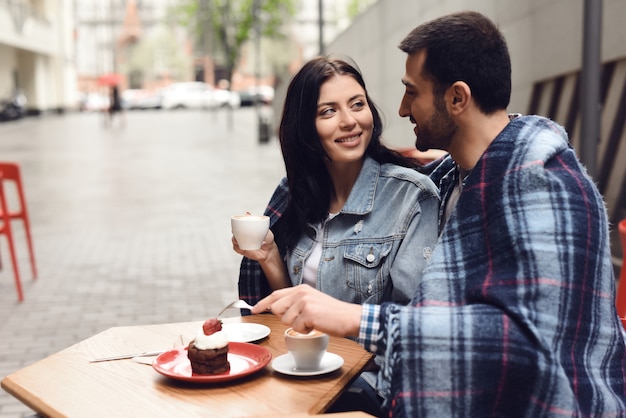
xmin=0 ymin=108 xmax=285 ymax=418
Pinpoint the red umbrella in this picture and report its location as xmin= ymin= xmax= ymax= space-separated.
xmin=97 ymin=73 xmax=123 ymax=86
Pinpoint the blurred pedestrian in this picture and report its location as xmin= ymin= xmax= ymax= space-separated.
xmin=106 ymin=85 xmax=125 ymax=127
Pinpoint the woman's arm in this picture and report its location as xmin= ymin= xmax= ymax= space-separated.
xmin=233 ymin=230 xmax=290 ymax=290
xmin=237 ymin=178 xmax=290 ymax=304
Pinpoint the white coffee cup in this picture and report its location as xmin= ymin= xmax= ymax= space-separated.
xmin=284 ymin=328 xmax=329 ymax=370
xmin=231 ymin=214 xmax=270 ymax=250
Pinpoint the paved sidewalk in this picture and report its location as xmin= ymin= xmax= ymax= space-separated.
xmin=0 ymin=108 xmax=285 ymax=417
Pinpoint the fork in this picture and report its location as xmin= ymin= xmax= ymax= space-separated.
xmin=91 ymin=334 xmax=188 ymax=363
xmin=217 ymin=300 xmax=254 ymax=317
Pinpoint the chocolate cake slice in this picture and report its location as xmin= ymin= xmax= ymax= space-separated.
xmin=187 ymin=341 xmax=230 ymax=374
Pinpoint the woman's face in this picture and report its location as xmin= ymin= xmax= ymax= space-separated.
xmin=315 ymin=75 xmax=373 ymax=165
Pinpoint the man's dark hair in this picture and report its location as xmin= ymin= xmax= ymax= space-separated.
xmin=398 ymin=11 xmax=511 ymax=114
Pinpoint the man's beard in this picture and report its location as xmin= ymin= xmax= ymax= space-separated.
xmin=414 ymin=96 xmax=456 ymax=152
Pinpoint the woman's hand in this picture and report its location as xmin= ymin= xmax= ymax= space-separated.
xmin=232 ymin=229 xmax=276 ymax=263
xmin=233 ymin=229 xmax=291 ymax=290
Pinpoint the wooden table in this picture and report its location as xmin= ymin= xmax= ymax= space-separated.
xmin=1 ymin=314 xmax=374 ymax=417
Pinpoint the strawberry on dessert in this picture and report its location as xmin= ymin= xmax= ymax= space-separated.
xmin=202 ymin=318 xmax=222 ymax=335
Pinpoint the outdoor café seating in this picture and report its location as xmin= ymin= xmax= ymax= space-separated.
xmin=1 ymin=314 xmax=375 ymax=417
xmin=0 ymin=161 xmax=37 ymax=302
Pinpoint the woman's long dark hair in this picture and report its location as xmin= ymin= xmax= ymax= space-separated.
xmin=276 ymin=56 xmax=419 ymax=249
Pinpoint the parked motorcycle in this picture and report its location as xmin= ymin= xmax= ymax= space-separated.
xmin=0 ymin=90 xmax=27 ymax=122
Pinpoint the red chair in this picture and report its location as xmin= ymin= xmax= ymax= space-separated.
xmin=0 ymin=162 xmax=37 ymax=302
xmin=615 ymin=219 xmax=626 ymax=329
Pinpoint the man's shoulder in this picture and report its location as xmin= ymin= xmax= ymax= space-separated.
xmin=507 ymin=115 xmax=568 ymax=144
xmin=487 ymin=114 xmax=571 ymax=169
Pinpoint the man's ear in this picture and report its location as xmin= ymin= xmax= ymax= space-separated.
xmin=446 ymin=81 xmax=470 ymax=114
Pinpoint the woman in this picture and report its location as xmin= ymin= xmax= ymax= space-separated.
xmin=234 ymin=56 xmax=439 ymax=414
xmin=235 ymin=55 xmax=439 ymax=309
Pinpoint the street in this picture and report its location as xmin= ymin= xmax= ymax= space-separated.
xmin=0 ymin=108 xmax=285 ymax=418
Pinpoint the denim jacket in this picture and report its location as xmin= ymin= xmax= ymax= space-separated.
xmin=239 ymin=156 xmax=440 ymax=306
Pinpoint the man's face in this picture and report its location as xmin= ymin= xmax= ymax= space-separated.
xmin=399 ymin=50 xmax=456 ymax=152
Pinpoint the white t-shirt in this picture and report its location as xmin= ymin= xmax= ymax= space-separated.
xmin=302 ymin=212 xmax=338 ymax=287
xmin=443 ymin=168 xmax=470 ymax=228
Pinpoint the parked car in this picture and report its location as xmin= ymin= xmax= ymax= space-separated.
xmin=161 ymin=82 xmax=214 ymax=110
xmin=122 ymin=89 xmax=162 ymax=110
xmin=237 ymin=85 xmax=274 ymax=107
xmin=79 ymin=92 xmax=109 ymax=112
xmin=213 ymin=88 xmax=241 ymax=109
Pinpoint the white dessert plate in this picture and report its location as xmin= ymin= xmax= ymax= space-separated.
xmin=272 ymin=352 xmax=344 ymax=377
xmin=152 ymin=343 xmax=271 ymax=383
xmin=222 ymin=323 xmax=271 ymax=343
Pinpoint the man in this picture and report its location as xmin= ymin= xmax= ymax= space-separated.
xmin=251 ymin=11 xmax=626 ymax=417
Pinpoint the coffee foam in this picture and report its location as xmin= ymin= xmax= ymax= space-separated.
xmin=232 ymin=215 xmax=267 ymax=221
xmin=286 ymin=329 xmax=325 ymax=338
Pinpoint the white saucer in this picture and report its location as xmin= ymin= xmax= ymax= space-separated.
xmin=272 ymin=352 xmax=344 ymax=376
xmin=222 ymin=323 xmax=270 ymax=343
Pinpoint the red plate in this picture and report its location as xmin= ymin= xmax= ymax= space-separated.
xmin=152 ymin=342 xmax=272 ymax=383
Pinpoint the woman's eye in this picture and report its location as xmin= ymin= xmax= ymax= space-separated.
xmin=319 ymin=108 xmax=336 ymax=117
xmin=351 ymin=100 xmax=365 ymax=110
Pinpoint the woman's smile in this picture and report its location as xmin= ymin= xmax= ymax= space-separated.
xmin=335 ymin=133 xmax=362 ymax=145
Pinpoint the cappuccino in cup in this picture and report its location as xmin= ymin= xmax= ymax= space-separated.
xmin=286 ymin=329 xmax=325 ymax=338
xmin=284 ymin=328 xmax=329 ymax=370
xmin=231 ymin=214 xmax=270 ymax=250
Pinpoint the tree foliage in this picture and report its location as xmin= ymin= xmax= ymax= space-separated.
xmin=347 ymin=0 xmax=377 ymax=19
xmin=176 ymin=0 xmax=296 ymax=87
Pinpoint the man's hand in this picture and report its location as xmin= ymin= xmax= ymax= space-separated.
xmin=252 ymin=285 xmax=362 ymax=337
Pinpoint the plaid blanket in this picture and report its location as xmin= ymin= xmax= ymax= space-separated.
xmin=376 ymin=115 xmax=626 ymax=416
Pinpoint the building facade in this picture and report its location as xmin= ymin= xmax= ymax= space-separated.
xmin=74 ymin=0 xmax=188 ymax=97
xmin=0 ymin=0 xmax=76 ymax=113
